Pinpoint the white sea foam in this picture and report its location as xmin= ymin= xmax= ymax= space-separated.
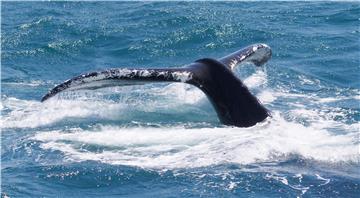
xmin=1 ymin=83 xmax=209 ymax=129
xmin=1 ymin=80 xmax=45 ymax=87
xmin=2 ymin=70 xmax=359 ymax=169
xmin=316 ymin=94 xmax=360 ymax=103
xmin=1 ymin=97 xmax=127 ymax=128
xmin=31 ymin=115 xmax=359 ymax=169
xmin=257 ymin=90 xmax=276 ymax=104
xmin=243 ymin=70 xmax=267 ymax=88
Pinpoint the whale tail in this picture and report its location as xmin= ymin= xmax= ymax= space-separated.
xmin=41 ymin=44 xmax=271 ymax=127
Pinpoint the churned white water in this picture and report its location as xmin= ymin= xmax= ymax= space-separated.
xmin=31 ymin=118 xmax=358 ymax=169
xmin=2 ymin=70 xmax=359 ymax=169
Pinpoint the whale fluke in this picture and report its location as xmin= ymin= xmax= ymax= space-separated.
xmin=41 ymin=44 xmax=272 ymax=127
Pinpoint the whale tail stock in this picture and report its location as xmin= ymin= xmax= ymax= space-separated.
xmin=41 ymin=43 xmax=272 ymax=127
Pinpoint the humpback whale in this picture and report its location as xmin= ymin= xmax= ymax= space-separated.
xmin=42 ymin=44 xmax=272 ymax=127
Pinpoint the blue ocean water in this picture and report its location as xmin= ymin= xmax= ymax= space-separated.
xmin=1 ymin=1 xmax=359 ymax=197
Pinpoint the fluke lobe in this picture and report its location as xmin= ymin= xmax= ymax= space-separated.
xmin=42 ymin=44 xmax=272 ymax=127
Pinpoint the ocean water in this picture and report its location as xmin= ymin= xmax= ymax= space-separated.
xmin=1 ymin=1 xmax=359 ymax=197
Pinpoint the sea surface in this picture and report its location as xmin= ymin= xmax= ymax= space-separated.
xmin=1 ymin=1 xmax=359 ymax=197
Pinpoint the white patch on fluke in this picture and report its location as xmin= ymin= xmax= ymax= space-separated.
xmin=229 ymin=59 xmax=238 ymax=70
xmin=139 ymin=70 xmax=151 ymax=77
xmin=172 ymin=71 xmax=192 ymax=82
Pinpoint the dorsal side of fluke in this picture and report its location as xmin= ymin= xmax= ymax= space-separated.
xmin=41 ymin=44 xmax=272 ymax=127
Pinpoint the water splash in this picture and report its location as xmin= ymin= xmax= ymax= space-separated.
xmin=30 ymin=115 xmax=358 ymax=169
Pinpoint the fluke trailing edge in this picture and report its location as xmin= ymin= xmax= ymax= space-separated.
xmin=42 ymin=44 xmax=272 ymax=127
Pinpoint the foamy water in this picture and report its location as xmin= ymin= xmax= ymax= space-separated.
xmin=2 ymin=71 xmax=359 ymax=170
xmin=30 ymin=119 xmax=358 ymax=169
